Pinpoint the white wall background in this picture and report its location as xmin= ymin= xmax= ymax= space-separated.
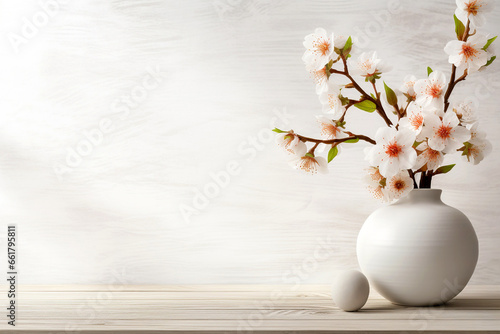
xmin=0 ymin=0 xmax=499 ymax=285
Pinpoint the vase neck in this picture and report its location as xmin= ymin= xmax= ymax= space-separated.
xmin=401 ymin=189 xmax=443 ymax=203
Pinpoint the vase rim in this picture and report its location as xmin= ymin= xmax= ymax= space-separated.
xmin=399 ymin=188 xmax=443 ymax=203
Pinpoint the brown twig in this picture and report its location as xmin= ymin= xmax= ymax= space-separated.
xmin=462 ymin=20 xmax=470 ymax=41
xmin=308 ymin=142 xmax=320 ymax=154
xmin=329 ymin=56 xmax=393 ymax=127
xmin=407 ymin=169 xmax=418 ymax=189
xmin=338 ymin=101 xmax=356 ymax=123
xmin=296 ymin=134 xmax=376 ymax=145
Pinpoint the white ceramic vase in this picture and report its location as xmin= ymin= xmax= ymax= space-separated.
xmin=357 ymin=189 xmax=478 ymax=306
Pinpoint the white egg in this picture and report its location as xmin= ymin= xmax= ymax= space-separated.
xmin=331 ymin=269 xmax=370 ymax=311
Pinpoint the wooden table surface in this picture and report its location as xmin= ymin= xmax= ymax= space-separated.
xmin=1 ymin=285 xmax=499 ymax=333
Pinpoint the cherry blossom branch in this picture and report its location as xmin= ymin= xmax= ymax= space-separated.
xmin=371 ymin=81 xmax=380 ymax=99
xmin=338 ymin=100 xmax=357 ymax=123
xmin=443 ymin=65 xmax=457 ymax=111
xmin=444 ymin=64 xmax=468 ymax=111
xmin=402 ymin=99 xmax=412 ymax=118
xmin=308 ymin=142 xmax=320 ymax=154
xmin=296 ymin=133 xmax=376 ymax=145
xmin=407 ymin=169 xmax=418 ymax=189
xmin=330 ymin=57 xmax=393 ymax=127
xmin=462 ymin=20 xmax=470 ymax=41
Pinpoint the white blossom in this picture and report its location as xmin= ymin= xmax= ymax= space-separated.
xmin=276 ymin=133 xmax=307 ymax=156
xmin=303 ymin=28 xmax=334 ymax=71
xmin=463 ymin=137 xmax=492 ymax=164
xmin=456 ymin=0 xmax=494 ymax=28
xmin=310 ymin=67 xmax=329 ymax=94
xmin=414 ymin=71 xmax=447 ymax=109
xmin=452 ymin=100 xmax=478 ymax=125
xmin=365 ymin=127 xmax=417 ymax=178
xmin=316 ymin=116 xmax=346 ymax=140
xmin=318 ymin=82 xmax=346 ymax=117
xmin=398 ymin=103 xmax=426 ymax=140
xmin=414 ymin=141 xmax=445 ymax=171
xmin=290 ymin=154 xmax=328 ymax=174
xmin=444 ymin=34 xmax=488 ymax=73
xmin=401 ymin=75 xmax=418 ymax=101
xmin=385 ymin=170 xmax=414 ymax=202
xmin=363 ymin=167 xmax=388 ymax=201
xmin=420 ymin=111 xmax=471 ymax=153
xmin=349 ymin=51 xmax=390 ymax=78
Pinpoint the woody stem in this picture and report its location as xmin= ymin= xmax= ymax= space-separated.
xmin=407 ymin=169 xmax=418 ymax=189
xmin=331 ymin=57 xmax=393 ymax=127
xmin=308 ymin=142 xmax=320 ymax=154
xmin=296 ymin=134 xmax=376 ymax=145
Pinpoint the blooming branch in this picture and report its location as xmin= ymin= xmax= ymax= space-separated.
xmin=275 ymin=2 xmax=495 ymax=202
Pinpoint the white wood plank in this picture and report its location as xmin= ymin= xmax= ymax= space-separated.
xmin=0 ymin=285 xmax=498 ymax=333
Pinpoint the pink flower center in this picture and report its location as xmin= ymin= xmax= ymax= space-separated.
xmin=410 ymin=114 xmax=424 ymax=129
xmin=393 ymin=179 xmax=406 ymax=191
xmin=359 ymin=60 xmax=375 ymax=74
xmin=299 ymin=156 xmax=319 ymax=173
xmin=437 ymin=125 xmax=452 ymax=139
xmin=316 ymin=39 xmax=331 ymax=56
xmin=460 ymin=44 xmax=479 ymax=60
xmin=426 ymin=148 xmax=441 ymax=161
xmin=426 ymin=83 xmax=442 ymax=99
xmin=385 ymin=141 xmax=403 ymax=158
xmin=468 ymin=145 xmax=479 ymax=159
xmin=465 ymin=1 xmax=480 ymax=16
xmin=322 ymin=123 xmax=339 ymax=138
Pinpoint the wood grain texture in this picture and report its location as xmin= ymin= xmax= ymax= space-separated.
xmin=0 ymin=0 xmax=499 ymax=285
xmin=0 ymin=285 xmax=499 ymax=333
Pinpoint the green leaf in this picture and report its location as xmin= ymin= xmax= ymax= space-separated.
xmin=427 ymin=67 xmax=433 ymax=76
xmin=483 ymin=36 xmax=497 ymax=50
xmin=485 ymin=56 xmax=496 ymax=67
xmin=434 ymin=164 xmax=456 ymax=175
xmin=383 ymin=81 xmax=398 ymax=106
xmin=342 ymin=36 xmax=353 ymax=55
xmin=327 ymin=146 xmax=338 ymax=163
xmin=272 ymin=128 xmax=286 ymax=133
xmin=344 ymin=138 xmax=359 ymax=143
xmin=454 ymin=15 xmax=465 ymax=40
xmin=354 ymin=100 xmax=377 ymax=112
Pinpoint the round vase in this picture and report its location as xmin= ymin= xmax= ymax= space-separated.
xmin=356 ymin=189 xmax=478 ymax=306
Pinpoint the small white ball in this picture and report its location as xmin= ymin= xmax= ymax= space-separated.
xmin=331 ymin=270 xmax=370 ymax=312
